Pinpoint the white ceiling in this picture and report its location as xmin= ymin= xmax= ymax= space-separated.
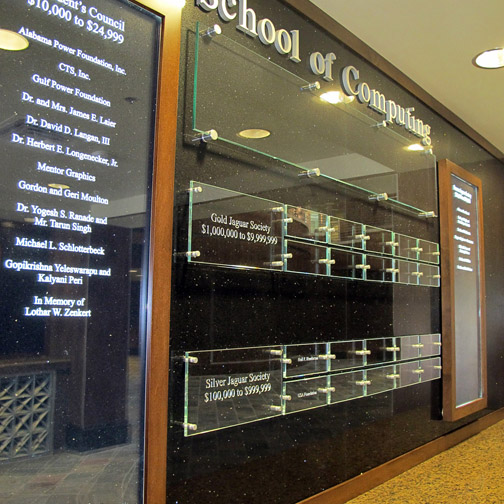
xmin=309 ymin=0 xmax=504 ymax=156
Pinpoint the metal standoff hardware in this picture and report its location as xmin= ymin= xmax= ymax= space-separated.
xmin=410 ymin=247 xmax=424 ymax=252
xmin=280 ymin=358 xmax=293 ymax=364
xmin=418 ymin=211 xmax=437 ymax=218
xmin=318 ymin=354 xmax=336 ymax=360
xmin=372 ymin=120 xmax=387 ymax=128
xmin=266 ymin=261 xmax=284 ymax=267
xmin=421 ymin=148 xmax=434 ymax=156
xmin=386 ymin=374 xmax=401 ymax=379
xmin=385 ymin=241 xmax=399 ymax=247
xmin=269 ymin=349 xmax=283 ymax=356
xmin=433 ymin=274 xmax=441 ymax=279
xmin=432 ymin=251 xmax=441 ymax=256
xmin=355 ymin=380 xmax=372 ymax=386
xmin=412 ymin=271 xmax=424 ymax=277
xmin=200 ymin=24 xmax=222 ymax=37
xmin=183 ymin=423 xmax=198 ymax=431
xmin=185 ymin=251 xmax=201 ymax=259
xmin=183 ymin=356 xmax=199 ymax=364
xmin=318 ymin=258 xmax=336 ymax=265
xmin=412 ymin=343 xmax=424 ymax=348
xmin=434 ymin=365 xmax=443 ymax=370
xmin=298 ymin=168 xmax=321 ymax=178
xmin=433 ymin=341 xmax=442 ymax=346
xmin=356 ymin=264 xmax=371 ymax=270
xmin=282 ymin=217 xmax=294 ymax=224
xmin=281 ymin=395 xmax=292 ymax=401
xmin=269 ymin=405 xmax=283 ymax=412
xmin=192 ymin=129 xmax=218 ymax=143
xmin=368 ymin=193 xmax=389 ymax=201
xmin=385 ymin=268 xmax=400 ymax=274
xmin=385 ymin=346 xmax=400 ymax=352
xmin=354 ymin=350 xmax=371 ymax=356
xmin=316 ymin=226 xmax=336 ymax=233
xmin=355 ymin=234 xmax=370 ymax=241
xmin=281 ymin=253 xmax=293 ymax=260
xmin=300 ymin=81 xmax=320 ymax=91
xmin=187 ymin=186 xmax=203 ymax=193
xmin=317 ymin=387 xmax=335 ymax=394
xmin=413 ymin=369 xmax=425 ymax=374
xmin=271 ymin=206 xmax=285 ymax=213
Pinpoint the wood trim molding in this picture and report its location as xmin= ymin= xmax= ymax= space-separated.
xmin=438 ymin=159 xmax=487 ymax=422
xmin=136 ymin=2 xmax=183 ymax=503
xmin=282 ymin=0 xmax=504 ymax=163
xmin=298 ymin=408 xmax=504 ymax=504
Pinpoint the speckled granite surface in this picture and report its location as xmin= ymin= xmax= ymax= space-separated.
xmin=347 ymin=419 xmax=504 ymax=504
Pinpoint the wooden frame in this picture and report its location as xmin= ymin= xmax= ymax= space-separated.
xmin=129 ymin=1 xmax=182 ymax=502
xmin=438 ymin=159 xmax=487 ymax=421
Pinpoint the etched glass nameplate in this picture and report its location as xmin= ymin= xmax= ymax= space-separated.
xmin=285 ymin=241 xmax=330 ymax=276
xmin=366 ymin=366 xmax=398 ymax=396
xmin=283 ymin=377 xmax=329 ymax=414
xmin=397 ymin=260 xmax=420 ymax=285
xmin=418 ymin=240 xmax=440 ymax=265
xmin=365 ymin=255 xmax=396 ymax=282
xmin=184 ymin=346 xmax=283 ymax=436
xmin=397 ymin=235 xmax=419 ymax=260
xmin=284 ymin=343 xmax=330 ymax=378
xmin=188 ymin=182 xmax=283 ymax=270
xmin=285 ymin=206 xmax=329 ymax=243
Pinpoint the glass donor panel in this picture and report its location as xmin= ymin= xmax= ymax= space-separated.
xmin=0 ymin=0 xmax=160 ymax=502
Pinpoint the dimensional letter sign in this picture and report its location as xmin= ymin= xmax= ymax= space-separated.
xmin=438 ymin=159 xmax=487 ymax=421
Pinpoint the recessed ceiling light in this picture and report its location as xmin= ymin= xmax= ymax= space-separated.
xmin=238 ymin=128 xmax=271 ymax=139
xmin=406 ymin=143 xmax=425 ymax=151
xmin=48 ymin=183 xmax=70 ymax=190
xmin=473 ymin=48 xmax=504 ymax=69
xmin=320 ymin=91 xmax=354 ymax=104
xmin=0 ymin=29 xmax=29 ymax=51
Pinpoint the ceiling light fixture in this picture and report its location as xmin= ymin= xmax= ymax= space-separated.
xmin=473 ymin=48 xmax=504 ymax=69
xmin=238 ymin=128 xmax=271 ymax=139
xmin=0 ymin=29 xmax=29 ymax=51
xmin=48 ymin=183 xmax=70 ymax=190
xmin=320 ymin=91 xmax=354 ymax=104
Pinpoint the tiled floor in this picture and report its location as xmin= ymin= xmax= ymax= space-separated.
xmin=1 ymin=356 xmax=142 ymax=504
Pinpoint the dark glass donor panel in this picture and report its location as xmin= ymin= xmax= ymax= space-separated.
xmin=168 ymin=2 xmax=446 ymax=504
xmin=0 ymin=0 xmax=159 ymax=501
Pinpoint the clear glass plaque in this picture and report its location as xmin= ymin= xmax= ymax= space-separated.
xmin=365 ymin=255 xmax=396 ymax=282
xmin=283 ymin=376 xmax=330 ymax=414
xmin=330 ymin=249 xmax=365 ymax=280
xmin=188 ymin=182 xmax=283 ymax=270
xmin=419 ymin=334 xmax=442 ymax=357
xmin=192 ymin=24 xmax=438 ymax=216
xmin=397 ymin=335 xmax=422 ymax=360
xmin=285 ymin=240 xmax=330 ymax=276
xmin=418 ymin=240 xmax=440 ymax=265
xmin=330 ymin=341 xmax=365 ymax=371
xmin=419 ymin=357 xmax=442 ymax=381
xmin=398 ymin=360 xmax=422 ymax=387
xmin=397 ymin=259 xmax=420 ymax=285
xmin=329 ymin=371 xmax=366 ymax=403
xmin=365 ymin=226 xmax=394 ymax=255
xmin=184 ymin=346 xmax=283 ymax=436
xmin=366 ymin=338 xmax=398 ymax=365
xmin=397 ymin=234 xmax=419 ymax=260
xmin=285 ymin=206 xmax=330 ymax=243
xmin=284 ymin=343 xmax=330 ymax=378
xmin=418 ymin=263 xmax=441 ymax=287
xmin=328 ymin=217 xmax=364 ymax=250
xmin=366 ymin=365 xmax=398 ymax=395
